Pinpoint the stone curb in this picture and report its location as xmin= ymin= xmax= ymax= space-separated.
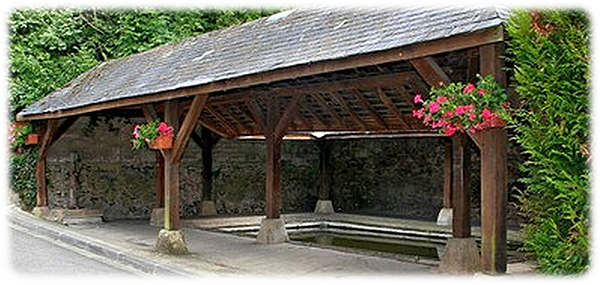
xmin=8 ymin=206 xmax=194 ymax=277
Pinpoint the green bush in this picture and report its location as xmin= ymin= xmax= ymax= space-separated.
xmin=9 ymin=148 xmax=38 ymax=211
xmin=506 ymin=10 xmax=590 ymax=274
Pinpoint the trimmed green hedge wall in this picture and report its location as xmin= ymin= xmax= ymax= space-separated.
xmin=506 ymin=10 xmax=590 ymax=274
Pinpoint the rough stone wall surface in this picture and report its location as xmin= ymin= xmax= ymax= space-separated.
xmin=45 ymin=116 xmax=521 ymax=225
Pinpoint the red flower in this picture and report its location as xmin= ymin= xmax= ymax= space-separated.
xmin=455 ymin=105 xmax=467 ymax=115
xmin=463 ymin=83 xmax=475 ymax=93
xmin=444 ymin=110 xmax=454 ymax=118
xmin=414 ymin=94 xmax=423 ymax=104
xmin=158 ymin=122 xmax=173 ymax=137
xmin=477 ymin=89 xmax=485 ymax=96
xmin=468 ymin=112 xmax=477 ymax=121
xmin=429 ymin=102 xmax=440 ymax=113
xmin=482 ymin=107 xmax=493 ymax=120
xmin=444 ymin=124 xmax=457 ymax=136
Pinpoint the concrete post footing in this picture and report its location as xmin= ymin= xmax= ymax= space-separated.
xmin=150 ymin=208 xmax=164 ymax=227
xmin=436 ymin=208 xmax=453 ymax=226
xmin=155 ymin=229 xmax=189 ymax=255
xmin=255 ymin=218 xmax=289 ymax=244
xmin=199 ymin=201 xmax=217 ymax=216
xmin=32 ymin=206 xmax=50 ymax=218
xmin=471 ymin=272 xmax=517 ymax=284
xmin=439 ymin=237 xmax=482 ymax=274
xmin=314 ymin=200 xmax=334 ymax=214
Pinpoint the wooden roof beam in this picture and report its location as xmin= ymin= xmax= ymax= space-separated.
xmin=375 ymin=88 xmax=411 ymax=129
xmin=311 ymin=94 xmax=347 ymax=128
xmin=409 ymin=57 xmax=451 ymax=87
xmin=350 ymin=89 xmax=388 ymax=129
xmin=171 ymin=94 xmax=208 ymax=163
xmin=327 ymin=89 xmax=368 ymax=131
xmin=205 ymin=105 xmax=238 ymax=137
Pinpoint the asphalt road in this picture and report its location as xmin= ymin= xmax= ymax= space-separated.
xmin=10 ymin=225 xmax=142 ymax=276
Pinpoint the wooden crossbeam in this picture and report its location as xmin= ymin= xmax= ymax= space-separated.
xmin=142 ymin=104 xmax=159 ymax=122
xmin=409 ymin=57 xmax=451 ymax=87
xmin=327 ymin=90 xmax=368 ymax=130
xmin=205 ymin=105 xmax=238 ymax=136
xmin=171 ymin=94 xmax=208 ymax=163
xmin=350 ymin=89 xmax=388 ymax=129
xmin=301 ymin=104 xmax=328 ymax=128
xmin=375 ymin=88 xmax=411 ymax=129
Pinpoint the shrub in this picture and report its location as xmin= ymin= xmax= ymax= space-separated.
xmin=9 ymin=148 xmax=38 ymax=211
xmin=506 ymin=10 xmax=590 ymax=274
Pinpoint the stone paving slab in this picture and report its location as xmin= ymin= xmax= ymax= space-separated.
xmin=9 ymin=206 xmax=437 ymax=277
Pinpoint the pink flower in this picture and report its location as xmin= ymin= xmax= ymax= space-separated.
xmin=436 ymin=96 xmax=448 ymax=104
xmin=455 ymin=105 xmax=466 ymax=115
xmin=414 ymin=94 xmax=423 ymax=104
xmin=133 ymin=125 xmax=140 ymax=139
xmin=468 ymin=112 xmax=477 ymax=121
xmin=465 ymin=103 xmax=474 ymax=112
xmin=444 ymin=110 xmax=454 ymax=118
xmin=463 ymin=83 xmax=475 ymax=93
xmin=477 ymin=89 xmax=485 ymax=96
xmin=482 ymin=107 xmax=493 ymax=120
xmin=412 ymin=108 xmax=425 ymax=119
xmin=428 ymin=102 xmax=440 ymax=113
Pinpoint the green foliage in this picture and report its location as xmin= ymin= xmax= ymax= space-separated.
xmin=506 ymin=10 xmax=590 ymax=274
xmin=1 ymin=1 xmax=309 ymax=116
xmin=9 ymin=148 xmax=38 ymax=211
xmin=131 ymin=120 xmax=173 ymax=150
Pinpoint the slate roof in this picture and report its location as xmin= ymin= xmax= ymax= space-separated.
xmin=19 ymin=6 xmax=509 ymax=119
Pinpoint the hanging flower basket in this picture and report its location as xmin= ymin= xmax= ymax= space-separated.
xmin=132 ymin=120 xmax=174 ymax=150
xmin=149 ymin=134 xmax=173 ymax=149
xmin=25 ymin=134 xmax=40 ymax=145
xmin=412 ymin=74 xmax=510 ymax=136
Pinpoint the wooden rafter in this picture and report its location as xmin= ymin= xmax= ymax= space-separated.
xmin=350 ymin=89 xmax=388 ymax=129
xmin=219 ymin=104 xmax=253 ymax=134
xmin=327 ymin=90 xmax=367 ymax=130
xmin=197 ymin=114 xmax=231 ymax=138
xmin=310 ymin=93 xmax=346 ymax=128
xmin=205 ymin=105 xmax=237 ymax=136
xmin=301 ymin=103 xmax=328 ymax=128
xmin=274 ymin=94 xmax=305 ymax=138
xmin=375 ymin=88 xmax=411 ymax=129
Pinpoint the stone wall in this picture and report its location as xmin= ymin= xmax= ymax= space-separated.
xmin=45 ymin=115 xmax=521 ymax=224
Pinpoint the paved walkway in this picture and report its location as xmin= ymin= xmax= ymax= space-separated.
xmin=9 ymin=206 xmax=437 ymax=277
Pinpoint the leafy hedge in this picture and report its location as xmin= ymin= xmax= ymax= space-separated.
xmin=9 ymin=147 xmax=38 ymax=211
xmin=506 ymin=10 xmax=590 ymax=274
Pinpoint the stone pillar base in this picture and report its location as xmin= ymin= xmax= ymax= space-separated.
xmin=439 ymin=238 xmax=482 ymax=274
xmin=150 ymin=208 xmax=164 ymax=227
xmin=199 ymin=201 xmax=217 ymax=216
xmin=471 ymin=272 xmax=517 ymax=284
xmin=156 ymin=229 xmax=188 ymax=255
xmin=256 ymin=218 xmax=289 ymax=244
xmin=32 ymin=206 xmax=50 ymax=218
xmin=436 ymin=208 xmax=453 ymax=226
xmin=314 ymin=200 xmax=334 ymax=214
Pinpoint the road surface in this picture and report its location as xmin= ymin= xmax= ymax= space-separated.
xmin=10 ymin=225 xmax=142 ymax=276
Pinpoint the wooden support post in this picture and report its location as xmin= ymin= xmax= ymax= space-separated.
xmin=163 ymin=100 xmax=180 ymax=231
xmin=155 ymin=152 xmax=165 ymax=207
xmin=474 ymin=128 xmax=508 ymax=274
xmin=452 ymin=134 xmax=471 ymax=238
xmin=477 ymin=42 xmax=508 ymax=274
xmin=265 ymin=97 xmax=282 ymax=219
xmin=443 ymin=138 xmax=453 ymax=209
xmin=200 ymin=127 xmax=214 ymax=202
xmin=316 ymin=140 xmax=332 ymax=201
xmin=35 ymin=119 xmax=59 ymax=208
